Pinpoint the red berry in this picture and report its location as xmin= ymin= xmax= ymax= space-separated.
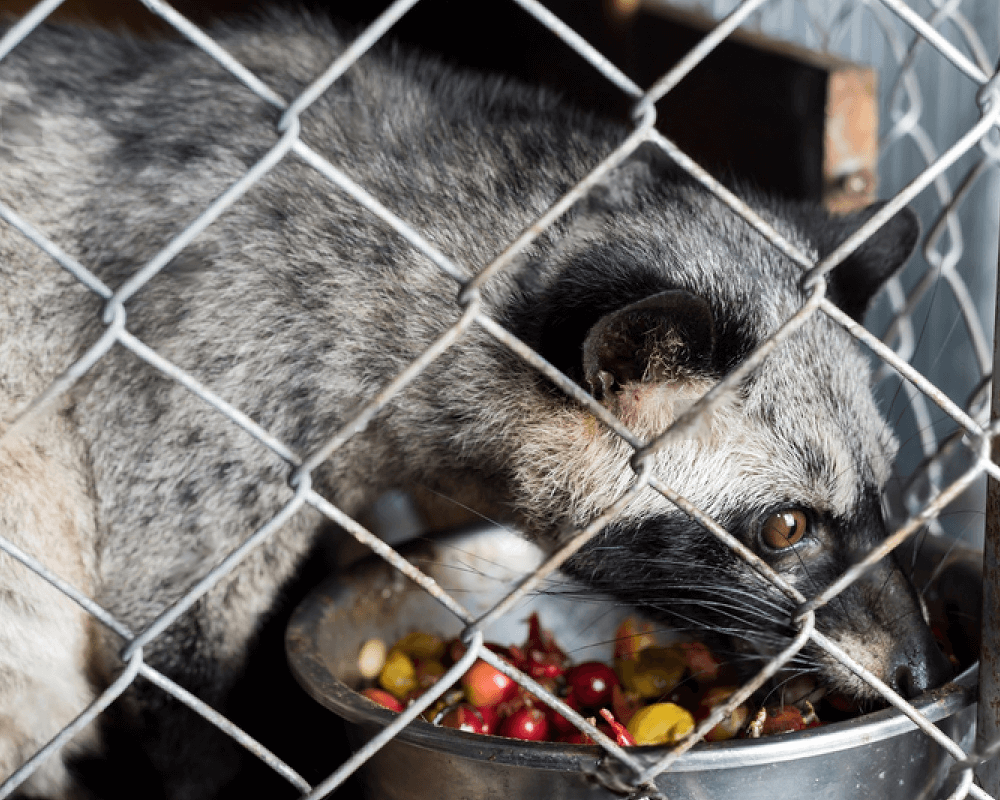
xmin=439 ymin=703 xmax=490 ymax=734
xmin=506 ymin=643 xmax=528 ymax=668
xmin=566 ymin=661 xmax=619 ymax=708
xmin=500 ymin=707 xmax=550 ymax=741
xmin=523 ymin=613 xmax=568 ymax=671
xmin=611 ymin=684 xmax=642 ymax=726
xmin=760 ymin=706 xmax=807 ymax=736
xmin=525 ymin=612 xmax=562 ymax=654
xmin=474 ymin=704 xmax=500 ymax=735
xmin=461 ymin=660 xmax=518 ymax=708
xmin=360 ymin=688 xmax=404 ymax=712
xmin=678 ymin=640 xmax=721 ymax=682
xmin=526 ymin=648 xmax=566 ymax=679
xmin=446 ymin=638 xmax=466 ymax=665
xmin=546 ymin=690 xmax=582 ymax=733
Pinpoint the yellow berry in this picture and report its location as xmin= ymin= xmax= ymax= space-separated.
xmin=617 ymin=646 xmax=685 ymax=699
xmin=626 ymin=702 xmax=695 ymax=745
xmin=391 ymin=631 xmax=446 ymax=661
xmin=378 ymin=649 xmax=417 ymax=700
xmin=613 ymin=617 xmax=657 ymax=659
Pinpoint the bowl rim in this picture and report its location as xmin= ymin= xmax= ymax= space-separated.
xmin=286 ymin=531 xmax=979 ymax=773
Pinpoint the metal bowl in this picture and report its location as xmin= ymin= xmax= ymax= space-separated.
xmin=286 ymin=525 xmax=978 ymax=800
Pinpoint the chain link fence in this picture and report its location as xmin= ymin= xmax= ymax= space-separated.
xmin=667 ymin=0 xmax=1000 ymax=549
xmin=0 ymin=0 xmax=997 ymax=798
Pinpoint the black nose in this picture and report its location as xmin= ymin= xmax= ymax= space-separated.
xmin=862 ymin=553 xmax=957 ymax=700
xmin=890 ymin=663 xmax=920 ymax=699
xmin=885 ymin=627 xmax=953 ymax=699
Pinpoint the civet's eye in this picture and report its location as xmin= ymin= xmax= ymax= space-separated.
xmin=761 ymin=509 xmax=808 ymax=550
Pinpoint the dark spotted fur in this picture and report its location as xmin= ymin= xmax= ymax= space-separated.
xmin=0 ymin=12 xmax=946 ymax=798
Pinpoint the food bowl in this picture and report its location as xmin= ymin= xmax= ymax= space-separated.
xmin=286 ymin=525 xmax=978 ymax=800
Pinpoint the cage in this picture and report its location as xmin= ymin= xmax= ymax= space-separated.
xmin=0 ymin=0 xmax=997 ymax=798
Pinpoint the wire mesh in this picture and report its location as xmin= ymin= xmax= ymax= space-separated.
xmin=672 ymin=0 xmax=1000 ymax=542
xmin=0 ymin=0 xmax=997 ymax=798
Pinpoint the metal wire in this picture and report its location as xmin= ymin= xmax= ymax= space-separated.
xmin=0 ymin=651 xmax=144 ymax=800
xmin=0 ymin=1 xmax=998 ymax=799
xmin=120 ymin=477 xmax=313 ymax=663
xmin=138 ymin=664 xmax=313 ymax=794
xmin=301 ymin=631 xmax=487 ymax=800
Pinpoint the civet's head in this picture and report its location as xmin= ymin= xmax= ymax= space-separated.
xmin=506 ymin=161 xmax=949 ymax=700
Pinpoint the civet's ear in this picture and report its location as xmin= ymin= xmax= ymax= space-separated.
xmin=814 ymin=202 xmax=921 ymax=322
xmin=581 ymin=290 xmax=715 ymax=401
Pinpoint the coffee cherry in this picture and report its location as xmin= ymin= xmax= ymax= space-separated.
xmin=618 ymin=646 xmax=685 ymax=699
xmin=626 ymin=702 xmax=695 ymax=745
xmin=759 ymin=706 xmax=808 ymax=736
xmin=566 ymin=662 xmax=619 ymax=708
xmin=360 ymin=688 xmax=404 ymax=712
xmin=461 ymin=660 xmax=518 ymax=708
xmin=614 ymin=618 xmax=657 ymax=660
xmin=500 ymin=707 xmax=550 ymax=741
xmin=378 ymin=649 xmax=417 ymax=700
xmin=546 ymin=690 xmax=582 ymax=734
xmin=439 ymin=703 xmax=490 ymax=734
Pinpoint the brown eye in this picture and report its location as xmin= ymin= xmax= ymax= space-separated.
xmin=761 ymin=509 xmax=808 ymax=550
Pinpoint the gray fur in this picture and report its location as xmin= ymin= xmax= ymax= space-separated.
xmin=0 ymin=12 xmax=946 ymax=798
